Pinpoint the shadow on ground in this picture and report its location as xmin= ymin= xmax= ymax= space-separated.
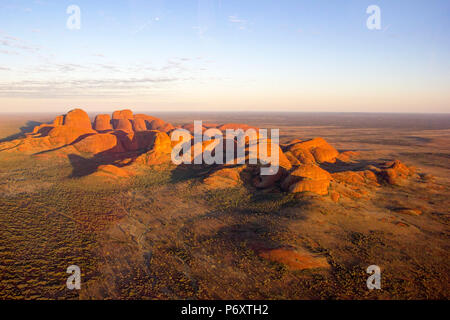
xmin=0 ymin=121 xmax=44 ymax=143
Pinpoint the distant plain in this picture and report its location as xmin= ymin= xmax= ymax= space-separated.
xmin=0 ymin=112 xmax=448 ymax=299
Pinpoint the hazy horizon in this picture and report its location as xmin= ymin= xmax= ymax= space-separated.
xmin=1 ymin=0 xmax=449 ymax=113
xmin=1 ymin=110 xmax=450 ymax=115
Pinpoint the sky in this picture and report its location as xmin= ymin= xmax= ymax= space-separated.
xmin=0 ymin=0 xmax=449 ymax=113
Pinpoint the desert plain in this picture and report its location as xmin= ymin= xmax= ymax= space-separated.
xmin=0 ymin=111 xmax=448 ymax=299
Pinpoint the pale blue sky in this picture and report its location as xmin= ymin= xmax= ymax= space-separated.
xmin=0 ymin=0 xmax=449 ymax=112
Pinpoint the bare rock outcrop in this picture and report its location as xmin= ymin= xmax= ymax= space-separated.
xmin=112 ymin=109 xmax=133 ymax=120
xmin=331 ymin=170 xmax=379 ymax=187
xmin=131 ymin=118 xmax=147 ymax=132
xmin=336 ymin=151 xmax=360 ymax=162
xmin=114 ymin=118 xmax=133 ymax=133
xmin=286 ymin=137 xmax=339 ymax=164
xmin=135 ymin=131 xmax=173 ymax=165
xmin=47 ymin=126 xmax=95 ymax=146
xmin=380 ymin=160 xmax=416 ymax=185
xmin=281 ymin=164 xmax=332 ymax=195
xmin=0 ymin=108 xmax=425 ymax=202
xmin=203 ymin=167 xmax=244 ymax=189
xmin=94 ymin=114 xmax=113 ymax=131
xmin=73 ymin=133 xmax=124 ymax=154
xmin=92 ymin=164 xmax=134 ymax=179
xmin=63 ymin=108 xmax=93 ymax=130
xmin=258 ymin=246 xmax=330 ymax=271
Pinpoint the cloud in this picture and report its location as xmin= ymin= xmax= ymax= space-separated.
xmin=0 ymin=77 xmax=187 ymax=98
xmin=0 ymin=34 xmax=41 ymax=53
xmin=0 ymin=51 xmax=204 ymax=98
xmin=229 ymin=15 xmax=247 ymax=30
xmin=55 ymin=63 xmax=89 ymax=72
xmin=0 ymin=49 xmax=19 ymax=55
xmin=229 ymin=15 xmax=246 ymax=24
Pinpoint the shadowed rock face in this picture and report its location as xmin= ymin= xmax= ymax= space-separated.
xmin=73 ymin=133 xmax=124 ymax=154
xmin=114 ymin=118 xmax=133 ymax=132
xmin=380 ymin=160 xmax=416 ymax=185
xmin=135 ymin=131 xmax=172 ymax=165
xmin=131 ymin=118 xmax=147 ymax=132
xmin=94 ymin=114 xmax=113 ymax=131
xmin=148 ymin=119 xmax=166 ymax=131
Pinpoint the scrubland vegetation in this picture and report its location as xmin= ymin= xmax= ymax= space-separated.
xmin=0 ymin=113 xmax=448 ymax=299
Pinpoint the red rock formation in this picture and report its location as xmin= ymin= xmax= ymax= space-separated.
xmin=147 ymin=119 xmax=166 ymax=131
xmin=282 ymin=164 xmax=331 ymax=190
xmin=258 ymin=246 xmax=329 ymax=271
xmin=284 ymin=151 xmax=301 ymax=166
xmin=281 ymin=164 xmax=332 ymax=195
xmin=254 ymin=169 xmax=284 ymax=189
xmin=0 ymin=108 xmax=423 ymax=203
xmin=73 ymin=133 xmax=124 ymax=154
xmin=114 ymin=130 xmax=159 ymax=151
xmin=183 ymin=123 xmax=205 ymax=133
xmin=53 ymin=115 xmax=64 ymax=126
xmin=380 ymin=160 xmax=416 ymax=185
xmin=289 ymin=179 xmax=330 ymax=195
xmin=131 ymin=118 xmax=147 ymax=132
xmin=94 ymin=114 xmax=113 ymax=131
xmin=135 ymin=131 xmax=173 ymax=165
xmin=114 ymin=118 xmax=133 ymax=133
xmin=287 ymin=137 xmax=339 ymax=164
xmin=337 ymin=151 xmax=360 ymax=162
xmin=332 ymin=171 xmax=364 ymax=185
xmin=330 ymin=191 xmax=340 ymax=202
xmin=28 ymin=124 xmax=54 ymax=136
xmin=47 ymin=126 xmax=95 ymax=146
xmin=112 ymin=109 xmax=133 ymax=120
xmin=204 ymin=167 xmax=243 ymax=189
xmin=92 ymin=164 xmax=134 ymax=179
xmin=203 ymin=123 xmax=219 ymax=128
xmin=134 ymin=114 xmax=159 ymax=121
xmin=63 ymin=109 xmax=92 ymax=130
xmin=159 ymin=122 xmax=175 ymax=132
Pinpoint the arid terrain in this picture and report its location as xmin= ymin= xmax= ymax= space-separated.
xmin=0 ymin=111 xmax=448 ymax=300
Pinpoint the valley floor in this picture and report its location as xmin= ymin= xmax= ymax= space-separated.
xmin=0 ymin=113 xmax=449 ymax=299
